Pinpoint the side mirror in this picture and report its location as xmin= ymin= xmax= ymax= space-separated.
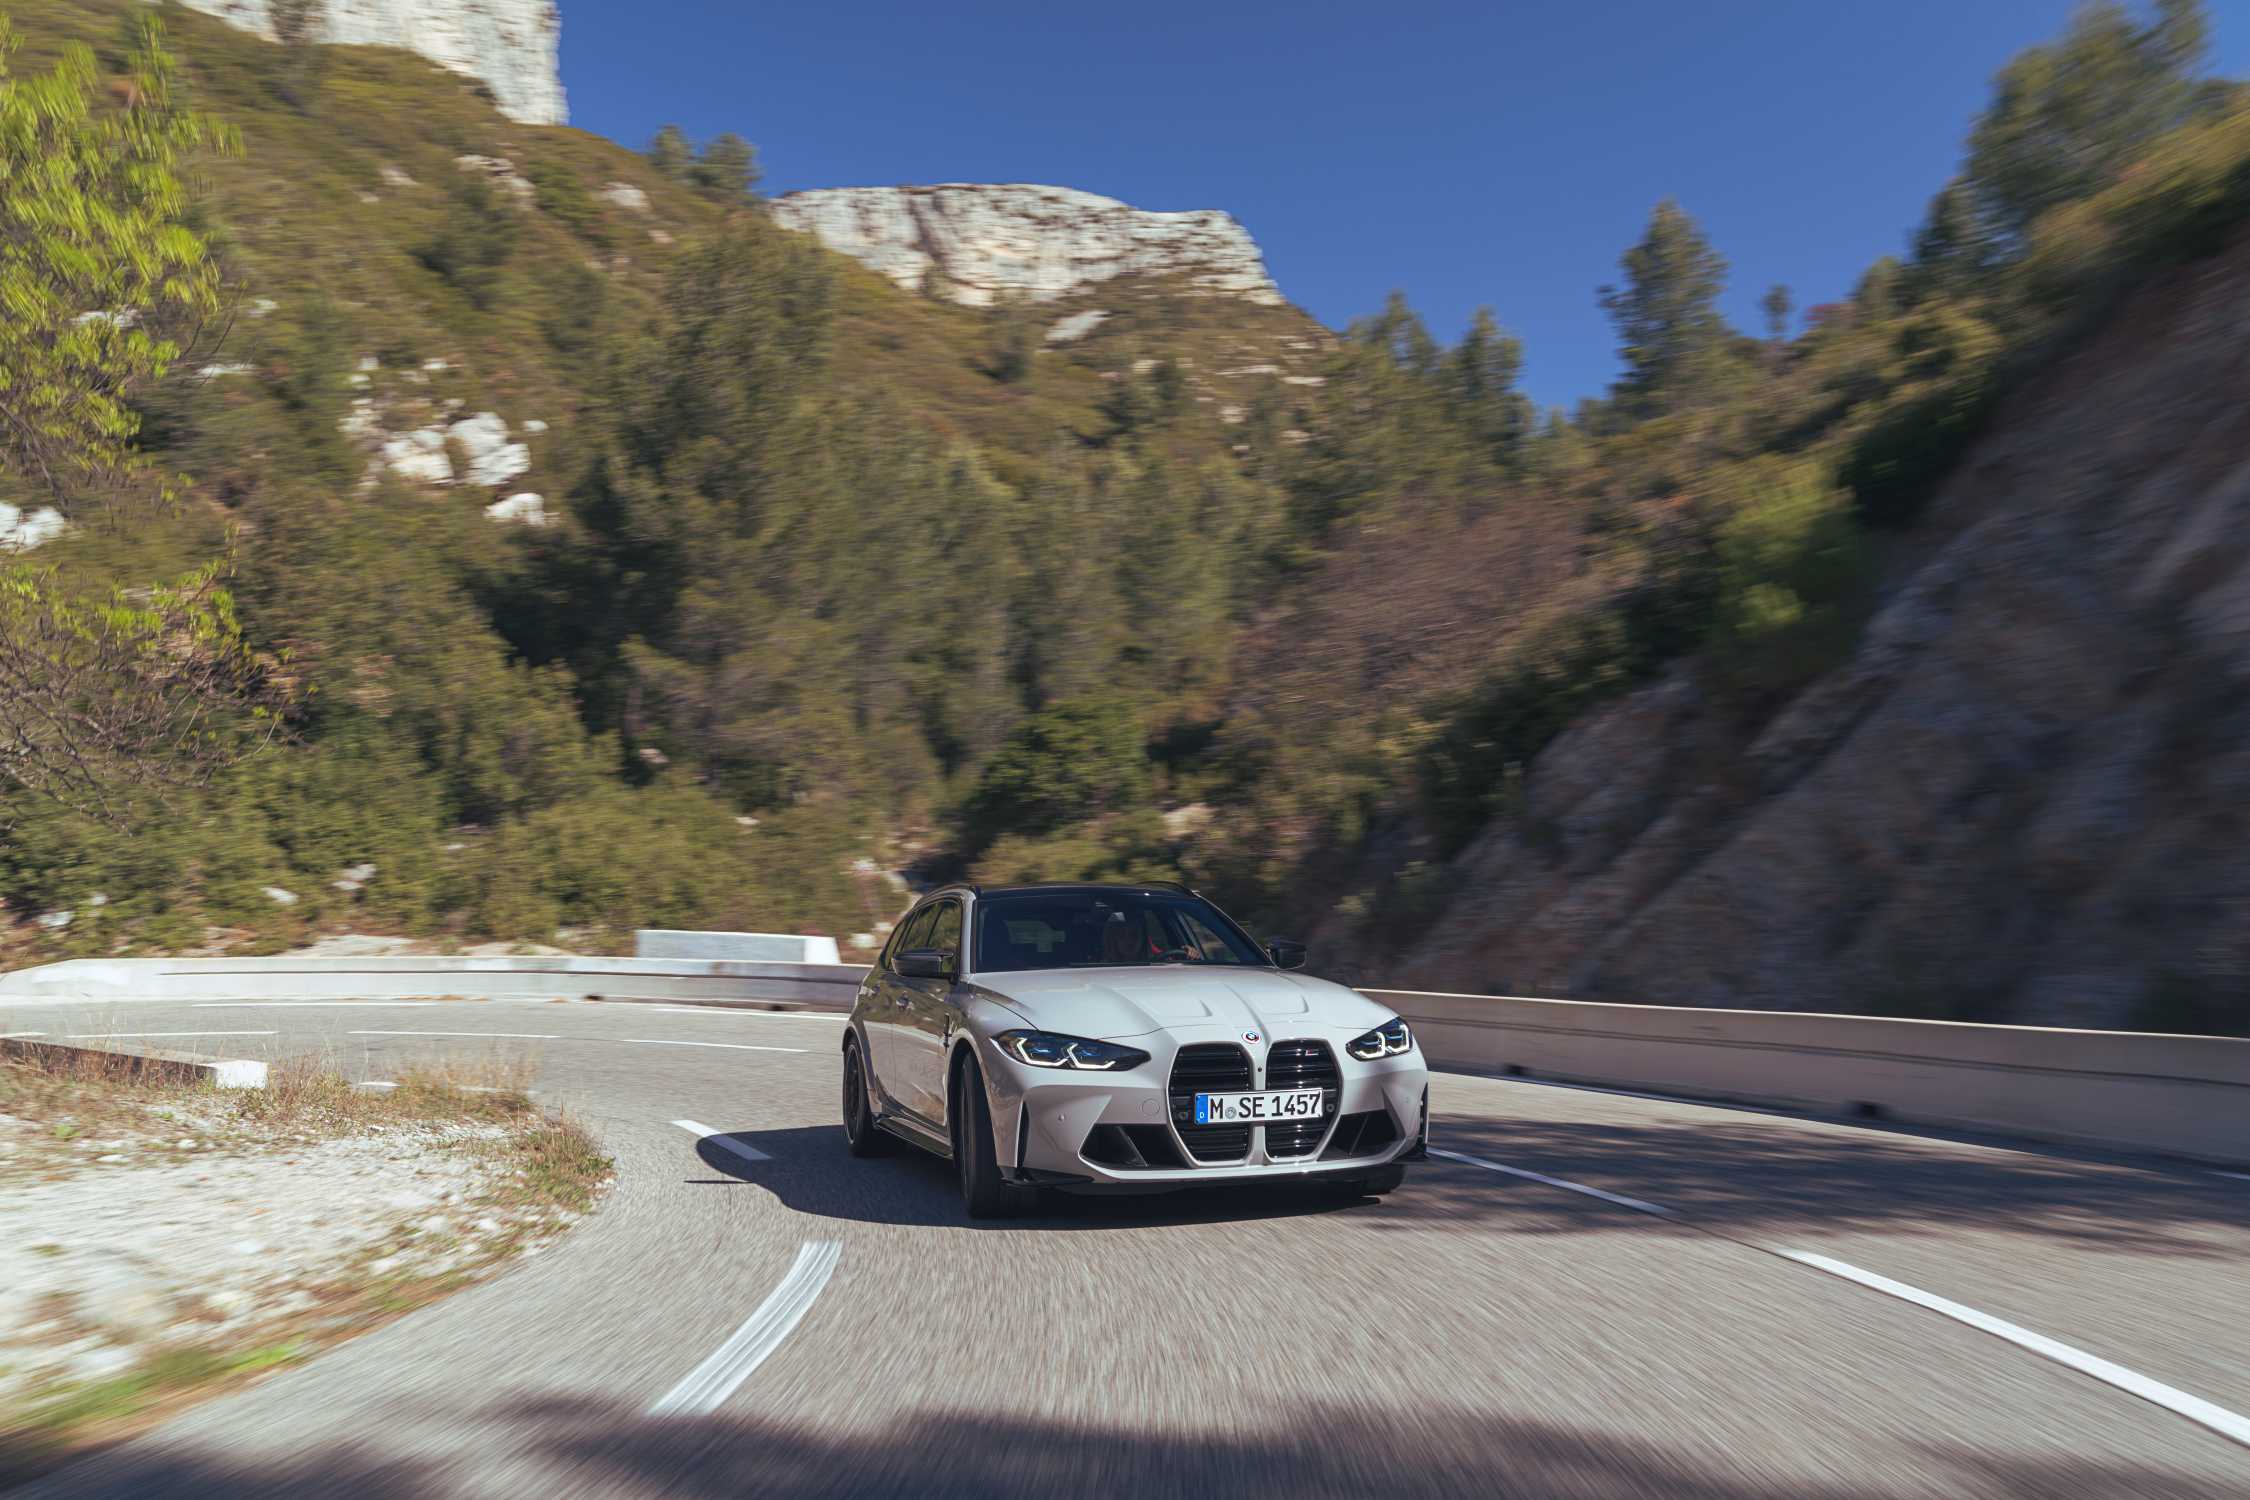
xmin=1267 ymin=939 xmax=1307 ymax=971
xmin=897 ymin=947 xmax=955 ymax=980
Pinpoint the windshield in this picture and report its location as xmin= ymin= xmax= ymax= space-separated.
xmin=972 ymin=890 xmax=1270 ymax=974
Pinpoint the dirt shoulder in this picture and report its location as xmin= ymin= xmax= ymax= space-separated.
xmin=0 ymin=1051 xmax=611 ymax=1487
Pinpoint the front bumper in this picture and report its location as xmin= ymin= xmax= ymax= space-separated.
xmin=982 ymin=1035 xmax=1427 ymax=1191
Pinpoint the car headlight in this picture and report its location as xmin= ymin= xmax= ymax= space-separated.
xmin=994 ymin=1030 xmax=1152 ymax=1071
xmin=1345 ymin=1017 xmax=1412 ymax=1061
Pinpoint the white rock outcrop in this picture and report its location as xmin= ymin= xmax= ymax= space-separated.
xmin=177 ymin=0 xmax=566 ymax=125
xmin=769 ymin=184 xmax=1284 ymax=308
xmin=0 ymin=503 xmax=69 ymax=551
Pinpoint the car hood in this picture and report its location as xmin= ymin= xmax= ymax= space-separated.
xmin=970 ymin=966 xmax=1393 ymax=1042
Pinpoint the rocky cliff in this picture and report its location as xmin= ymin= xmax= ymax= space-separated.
xmin=179 ymin=0 xmax=565 ymax=125
xmin=769 ymin=184 xmax=1285 ymax=308
xmin=1372 ymin=232 xmax=2250 ymax=1033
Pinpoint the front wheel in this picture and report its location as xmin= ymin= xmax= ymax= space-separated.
xmin=953 ymin=1053 xmax=1034 ymax=1219
xmin=841 ymin=1036 xmax=892 ymax=1157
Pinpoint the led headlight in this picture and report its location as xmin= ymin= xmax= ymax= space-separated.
xmin=994 ymin=1030 xmax=1152 ymax=1071
xmin=1345 ymin=1017 xmax=1412 ymax=1061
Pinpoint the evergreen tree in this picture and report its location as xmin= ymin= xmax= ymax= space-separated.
xmin=1963 ymin=0 xmax=2214 ymax=247
xmin=1760 ymin=284 xmax=1793 ymax=344
xmin=645 ymin=123 xmax=692 ymax=182
xmin=690 ymin=132 xmax=760 ymax=202
xmin=1447 ymin=307 xmax=1531 ymax=465
xmin=1598 ymin=199 xmax=1731 ymax=417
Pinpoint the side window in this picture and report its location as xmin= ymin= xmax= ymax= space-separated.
xmin=926 ymin=900 xmax=962 ymax=960
xmin=885 ymin=904 xmax=937 ymax=972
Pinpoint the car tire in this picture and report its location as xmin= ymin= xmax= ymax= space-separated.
xmin=841 ymin=1035 xmax=892 ymax=1158
xmin=953 ymin=1052 xmax=1033 ymax=1219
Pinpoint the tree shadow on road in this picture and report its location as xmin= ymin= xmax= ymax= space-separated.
xmin=17 ymin=1397 xmax=2247 ymax=1499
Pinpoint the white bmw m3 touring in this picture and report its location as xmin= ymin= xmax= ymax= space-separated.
xmin=841 ymin=882 xmax=1429 ymax=1216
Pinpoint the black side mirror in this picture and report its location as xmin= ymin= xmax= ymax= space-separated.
xmin=1267 ymin=939 xmax=1307 ymax=971
xmin=898 ymin=947 xmax=955 ymax=980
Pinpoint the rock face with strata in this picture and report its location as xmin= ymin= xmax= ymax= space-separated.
xmin=1347 ymin=231 xmax=2250 ymax=1032
xmin=178 ymin=0 xmax=565 ymax=125
xmin=769 ymin=185 xmax=1284 ymax=308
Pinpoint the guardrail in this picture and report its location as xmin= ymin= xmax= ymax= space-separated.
xmin=1372 ymin=988 xmax=2250 ymax=1165
xmin=0 ymin=955 xmax=867 ymax=1010
xmin=6 ymin=953 xmax=2242 ymax=1164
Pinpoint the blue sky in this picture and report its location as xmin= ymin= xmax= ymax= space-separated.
xmin=559 ymin=1 xmax=2250 ymax=410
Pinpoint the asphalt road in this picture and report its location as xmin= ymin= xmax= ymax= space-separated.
xmin=7 ymin=995 xmax=2249 ymax=1498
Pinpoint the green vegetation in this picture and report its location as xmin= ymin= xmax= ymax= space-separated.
xmin=0 ymin=0 xmax=2243 ymax=964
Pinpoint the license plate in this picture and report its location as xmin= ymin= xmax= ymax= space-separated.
xmin=1193 ymin=1089 xmax=1325 ymax=1124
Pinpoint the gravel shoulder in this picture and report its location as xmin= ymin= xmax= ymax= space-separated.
xmin=0 ymin=1053 xmax=611 ymax=1486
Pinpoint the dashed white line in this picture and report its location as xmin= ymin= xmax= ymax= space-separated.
xmin=193 ymin=1001 xmax=453 ymax=1009
xmin=672 ymin=1118 xmax=772 ymax=1164
xmin=649 ymin=1239 xmax=842 ymax=1416
xmin=1430 ymin=1146 xmax=1673 ymax=1217
xmin=629 ymin=1038 xmax=807 ymax=1054
xmin=66 ymin=1030 xmax=278 ymax=1039
xmin=347 ymin=1029 xmax=560 ymax=1040
xmin=353 ymin=1080 xmax=399 ymax=1090
xmin=633 ymin=1005 xmax=844 ymax=1021
xmin=0 ymin=1031 xmax=48 ymax=1038
xmin=2213 ymin=1171 xmax=2250 ymax=1183
xmin=1777 ymin=1250 xmax=2250 ymax=1449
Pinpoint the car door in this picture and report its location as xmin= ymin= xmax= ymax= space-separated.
xmin=897 ymin=896 xmax=964 ymax=1125
xmin=867 ymin=902 xmax=936 ymax=1109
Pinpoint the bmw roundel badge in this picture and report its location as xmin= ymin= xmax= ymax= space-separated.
xmin=1243 ymin=1031 xmax=1261 ymax=1043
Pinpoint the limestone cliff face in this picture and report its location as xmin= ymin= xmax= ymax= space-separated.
xmin=179 ymin=0 xmax=566 ymax=125
xmin=769 ymin=184 xmax=1285 ymax=307
xmin=1363 ymin=233 xmax=2250 ymax=1031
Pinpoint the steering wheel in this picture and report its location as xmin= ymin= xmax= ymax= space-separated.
xmin=1153 ymin=946 xmax=1196 ymax=963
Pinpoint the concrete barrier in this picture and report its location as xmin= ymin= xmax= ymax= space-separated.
xmin=0 ymin=955 xmax=867 ymax=1010
xmin=1 ymin=1035 xmax=267 ymax=1089
xmin=1372 ymin=988 xmax=2250 ymax=1165
xmin=8 ymin=950 xmax=2242 ymax=1164
xmin=635 ymin=930 xmax=843 ymax=964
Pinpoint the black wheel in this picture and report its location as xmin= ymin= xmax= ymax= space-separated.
xmin=953 ymin=1053 xmax=1033 ymax=1219
xmin=841 ymin=1035 xmax=892 ymax=1158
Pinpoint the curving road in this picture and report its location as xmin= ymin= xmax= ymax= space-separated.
xmin=9 ymin=995 xmax=2250 ymax=1498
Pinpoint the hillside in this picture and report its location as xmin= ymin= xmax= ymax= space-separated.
xmin=1337 ymin=227 xmax=2250 ymax=1034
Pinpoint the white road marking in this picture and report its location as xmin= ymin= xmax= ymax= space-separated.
xmin=0 ymin=1031 xmax=48 ymax=1038
xmin=672 ymin=1118 xmax=772 ymax=1163
xmin=347 ymin=1029 xmax=560 ymax=1040
xmin=2213 ymin=1171 xmax=2250 ymax=1183
xmin=629 ymin=1038 xmax=807 ymax=1054
xmin=650 ymin=1239 xmax=842 ymax=1416
xmin=1430 ymin=1146 xmax=1673 ymax=1217
xmin=193 ymin=1001 xmax=452 ymax=1009
xmin=634 ymin=1005 xmax=844 ymax=1021
xmin=1777 ymin=1250 xmax=2250 ymax=1449
xmin=67 ymin=1030 xmax=278 ymax=1039
xmin=354 ymin=1080 xmax=399 ymax=1090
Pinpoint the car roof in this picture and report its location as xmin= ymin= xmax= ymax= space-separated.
xmin=919 ymin=881 xmax=1195 ymax=901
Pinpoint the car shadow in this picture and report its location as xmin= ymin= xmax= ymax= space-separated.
xmin=690 ymin=1127 xmax=1383 ymax=1231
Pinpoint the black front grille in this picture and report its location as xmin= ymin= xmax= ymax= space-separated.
xmin=1169 ymin=1043 xmax=1252 ymax=1162
xmin=1263 ymin=1039 xmax=1340 ymax=1157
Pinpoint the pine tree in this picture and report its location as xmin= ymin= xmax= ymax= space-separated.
xmin=1598 ymin=199 xmax=1731 ymax=417
xmin=646 ymin=123 xmax=692 ymax=182
xmin=1447 ymin=307 xmax=1530 ymax=465
xmin=691 ymin=132 xmax=760 ymax=202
